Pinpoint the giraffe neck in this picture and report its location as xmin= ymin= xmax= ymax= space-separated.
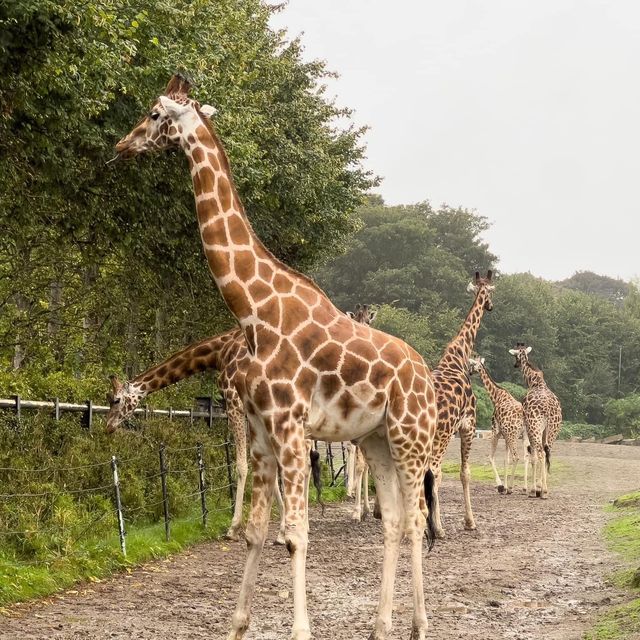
xmin=438 ymin=290 xmax=488 ymax=369
xmin=478 ymin=365 xmax=504 ymax=405
xmin=182 ymin=114 xmax=334 ymax=333
xmin=132 ymin=330 xmax=240 ymax=394
xmin=521 ymin=359 xmax=545 ymax=388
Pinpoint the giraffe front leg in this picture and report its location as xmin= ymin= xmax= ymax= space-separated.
xmin=346 ymin=443 xmax=356 ymax=498
xmin=227 ymin=422 xmax=277 ymax=640
xmin=277 ymin=419 xmax=312 ymax=640
xmin=503 ymin=444 xmax=511 ymax=494
xmin=523 ymin=432 xmax=530 ymax=494
xmin=362 ymin=466 xmax=371 ymax=519
xmin=274 ymin=472 xmax=286 ymax=545
xmin=488 ymin=424 xmax=504 ymax=492
xmin=352 ymin=448 xmax=366 ymax=521
xmin=359 ymin=432 xmax=403 ymax=640
xmin=431 ymin=465 xmax=446 ymax=539
xmin=226 ymin=397 xmax=248 ymax=541
xmin=506 ymin=438 xmax=519 ymax=494
xmin=460 ymin=422 xmax=477 ymax=530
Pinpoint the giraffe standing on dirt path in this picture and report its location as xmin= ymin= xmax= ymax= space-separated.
xmin=429 ymin=271 xmax=494 ymax=538
xmin=115 ymin=74 xmax=438 ymax=640
xmin=344 ymin=303 xmax=377 ymax=521
xmin=105 ymin=328 xmax=324 ymax=543
xmin=468 ymin=356 xmax=529 ymax=495
xmin=509 ymin=343 xmax=562 ymax=499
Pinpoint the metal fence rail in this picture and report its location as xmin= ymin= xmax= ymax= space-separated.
xmin=0 ymin=395 xmax=226 ymax=426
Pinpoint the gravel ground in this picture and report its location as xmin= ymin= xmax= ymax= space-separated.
xmin=2 ymin=440 xmax=639 ymax=640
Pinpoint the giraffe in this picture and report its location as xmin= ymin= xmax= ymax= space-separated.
xmin=428 ymin=270 xmax=494 ymax=539
xmin=468 ymin=356 xmax=529 ymax=494
xmin=115 ymin=74 xmax=439 ymax=640
xmin=105 ymin=328 xmax=324 ymax=543
xmin=509 ymin=343 xmax=563 ymax=499
xmin=344 ymin=303 xmax=377 ymax=521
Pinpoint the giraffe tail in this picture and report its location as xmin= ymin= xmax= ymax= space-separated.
xmin=310 ymin=449 xmax=325 ymax=516
xmin=423 ymin=468 xmax=437 ymax=551
xmin=544 ymin=444 xmax=551 ymax=472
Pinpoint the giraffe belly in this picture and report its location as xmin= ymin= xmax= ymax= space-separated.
xmin=305 ymin=395 xmax=385 ymax=443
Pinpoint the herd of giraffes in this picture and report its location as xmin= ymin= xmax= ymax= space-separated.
xmin=104 ymin=74 xmax=563 ymax=640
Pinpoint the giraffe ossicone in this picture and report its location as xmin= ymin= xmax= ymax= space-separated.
xmin=116 ymin=75 xmax=439 ymax=640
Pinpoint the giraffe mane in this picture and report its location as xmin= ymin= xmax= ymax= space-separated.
xmin=194 ymin=105 xmax=338 ymax=306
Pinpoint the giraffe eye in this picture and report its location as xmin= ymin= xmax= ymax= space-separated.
xmin=150 ymin=112 xmax=160 ymax=121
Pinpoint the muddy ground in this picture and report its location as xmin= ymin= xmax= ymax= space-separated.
xmin=2 ymin=441 xmax=639 ymax=640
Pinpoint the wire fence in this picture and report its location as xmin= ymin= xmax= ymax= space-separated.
xmin=0 ymin=396 xmax=354 ymax=563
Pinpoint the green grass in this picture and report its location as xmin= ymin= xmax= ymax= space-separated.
xmin=0 ymin=509 xmax=231 ymax=610
xmin=584 ymin=490 xmax=640 ymax=640
xmin=441 ymin=460 xmax=569 ymax=484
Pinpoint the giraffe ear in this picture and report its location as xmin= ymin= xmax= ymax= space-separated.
xmin=346 ymin=311 xmax=355 ymax=319
xmin=467 ymin=281 xmax=476 ymax=293
xmin=368 ymin=309 xmax=378 ymax=322
xmin=486 ymin=269 xmax=493 ymax=281
xmin=508 ymin=349 xmax=518 ymax=355
xmin=525 ymin=346 xmax=532 ymax=354
xmin=159 ymin=96 xmax=188 ymax=118
xmin=199 ymin=104 xmax=218 ymax=118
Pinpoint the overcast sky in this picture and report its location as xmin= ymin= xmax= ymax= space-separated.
xmin=271 ymin=1 xmax=639 ymax=282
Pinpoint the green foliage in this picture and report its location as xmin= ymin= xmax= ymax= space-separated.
xmin=0 ymin=0 xmax=374 ymax=382
xmin=558 ymin=422 xmax=612 ymax=441
xmin=604 ymin=395 xmax=640 ymax=438
xmin=0 ymin=411 xmax=234 ymax=565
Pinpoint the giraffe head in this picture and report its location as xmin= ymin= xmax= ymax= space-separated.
xmin=115 ymin=74 xmax=217 ymax=159
xmin=346 ymin=303 xmax=377 ymax=326
xmin=508 ymin=342 xmax=532 ymax=369
xmin=105 ymin=375 xmax=145 ymax=434
xmin=468 ymin=356 xmax=485 ymax=375
xmin=466 ymin=270 xmax=495 ymax=311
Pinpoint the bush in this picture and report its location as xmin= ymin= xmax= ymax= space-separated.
xmin=558 ymin=422 xmax=614 ymax=441
xmin=604 ymin=394 xmax=640 ymax=438
xmin=0 ymin=411 xmax=232 ymax=562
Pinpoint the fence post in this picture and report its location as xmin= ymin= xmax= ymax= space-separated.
xmin=111 ymin=456 xmax=126 ymax=556
xmin=208 ymin=397 xmax=214 ymax=430
xmin=87 ymin=400 xmax=93 ymax=430
xmin=158 ymin=443 xmax=170 ymax=542
xmin=341 ymin=442 xmax=348 ymax=489
xmin=13 ymin=395 xmax=20 ymax=420
xmin=327 ymin=442 xmax=335 ymax=479
xmin=197 ymin=442 xmax=207 ymax=527
xmin=169 ymin=407 xmax=173 ymax=421
xmin=54 ymin=397 xmax=60 ymax=421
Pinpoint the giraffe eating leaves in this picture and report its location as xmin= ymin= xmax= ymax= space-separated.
xmin=116 ymin=74 xmax=439 ymax=640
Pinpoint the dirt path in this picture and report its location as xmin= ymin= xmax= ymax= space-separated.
xmin=2 ymin=441 xmax=639 ymax=640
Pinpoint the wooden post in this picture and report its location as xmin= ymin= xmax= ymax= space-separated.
xmin=327 ymin=442 xmax=335 ymax=479
xmin=223 ymin=438 xmax=235 ymax=510
xmin=54 ymin=397 xmax=60 ymax=421
xmin=158 ymin=443 xmax=170 ymax=542
xmin=13 ymin=395 xmax=21 ymax=420
xmin=197 ymin=443 xmax=207 ymax=527
xmin=111 ymin=456 xmax=126 ymax=556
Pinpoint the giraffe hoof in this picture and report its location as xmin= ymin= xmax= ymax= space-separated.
xmin=433 ymin=528 xmax=446 ymax=540
xmin=497 ymin=484 xmax=505 ymax=494
xmin=506 ymin=488 xmax=513 ymax=495
xmin=352 ymin=512 xmax=362 ymax=522
xmin=224 ymin=529 xmax=242 ymax=542
xmin=409 ymin=622 xmax=428 ymax=639
xmin=275 ymin=533 xmax=286 ymax=546
xmin=373 ymin=506 xmax=382 ymax=520
xmin=464 ymin=521 xmax=477 ymax=531
xmin=535 ymin=490 xmax=542 ymax=498
xmin=539 ymin=493 xmax=548 ymax=500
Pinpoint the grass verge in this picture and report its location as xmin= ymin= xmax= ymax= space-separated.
xmin=441 ymin=460 xmax=569 ymax=484
xmin=0 ymin=475 xmax=345 ymax=612
xmin=584 ymin=490 xmax=640 ymax=640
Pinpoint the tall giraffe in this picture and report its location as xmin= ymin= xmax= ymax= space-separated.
xmin=104 ymin=328 xmax=289 ymax=542
xmin=115 ymin=75 xmax=438 ymax=640
xmin=429 ymin=271 xmax=494 ymax=538
xmin=509 ymin=343 xmax=562 ymax=498
xmin=468 ymin=356 xmax=529 ymax=494
xmin=345 ymin=303 xmax=377 ymax=521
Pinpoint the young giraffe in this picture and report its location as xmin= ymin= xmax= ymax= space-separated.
xmin=115 ymin=75 xmax=438 ymax=640
xmin=429 ymin=271 xmax=494 ymax=539
xmin=468 ymin=356 xmax=529 ymax=494
xmin=509 ymin=343 xmax=563 ymax=499
xmin=344 ymin=303 xmax=377 ymax=521
xmin=104 ymin=328 xmax=291 ymax=543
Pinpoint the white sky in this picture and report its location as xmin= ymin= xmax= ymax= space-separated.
xmin=271 ymin=1 xmax=640 ymax=282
